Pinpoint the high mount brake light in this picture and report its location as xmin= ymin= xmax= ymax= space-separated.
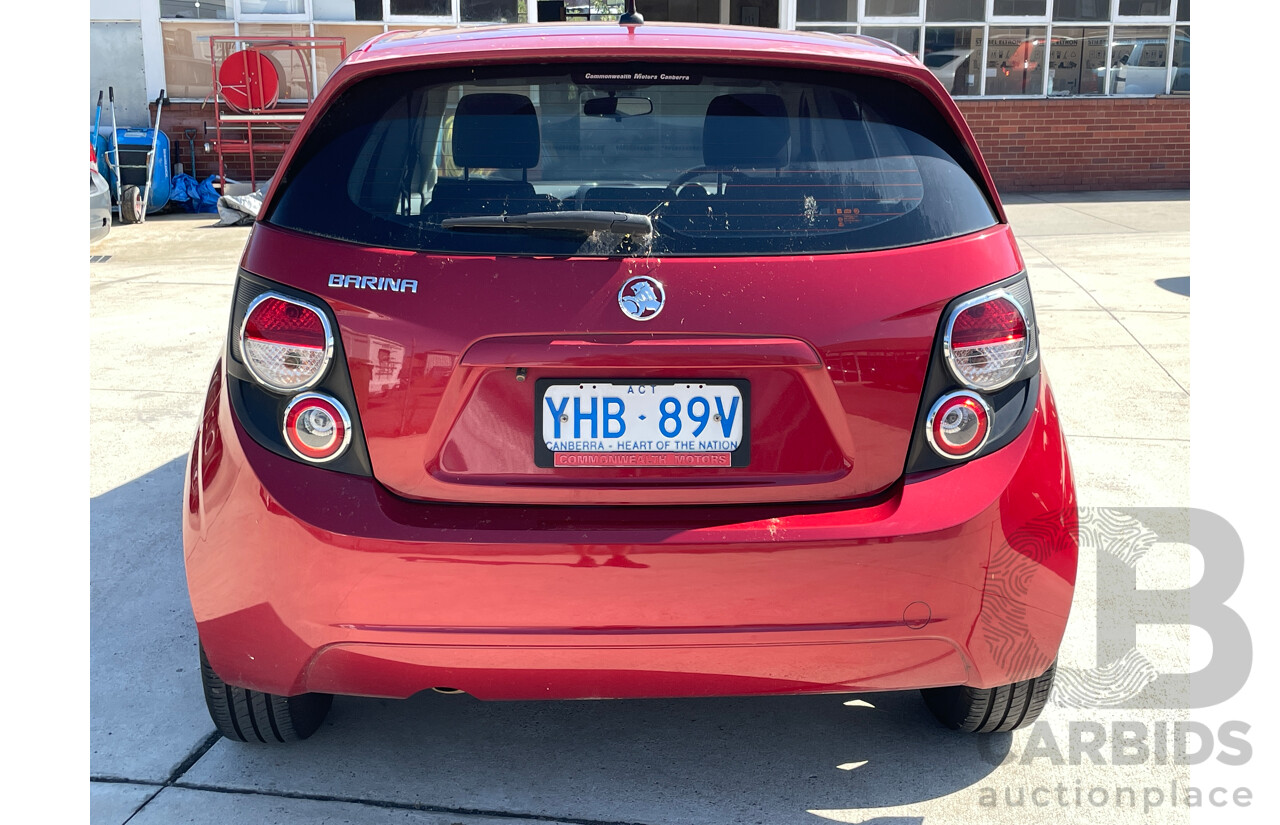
xmin=943 ymin=291 xmax=1029 ymax=391
xmin=283 ymin=393 xmax=351 ymax=462
xmin=927 ymin=391 xmax=991 ymax=460
xmin=240 ymin=293 xmax=333 ymax=392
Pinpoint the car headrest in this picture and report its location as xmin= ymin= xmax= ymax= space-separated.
xmin=703 ymin=94 xmax=790 ymax=170
xmin=452 ymin=93 xmax=540 ymax=170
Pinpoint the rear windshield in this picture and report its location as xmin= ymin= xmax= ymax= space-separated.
xmin=265 ymin=62 xmax=998 ymax=257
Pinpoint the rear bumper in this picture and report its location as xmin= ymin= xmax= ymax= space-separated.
xmin=184 ymin=365 xmax=1077 ymax=700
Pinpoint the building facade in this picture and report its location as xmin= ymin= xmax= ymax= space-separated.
xmin=89 ymin=1 xmax=1190 ymax=191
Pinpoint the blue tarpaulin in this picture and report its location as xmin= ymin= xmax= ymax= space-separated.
xmin=168 ymin=174 xmax=231 ymax=214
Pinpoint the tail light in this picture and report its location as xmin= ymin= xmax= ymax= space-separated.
xmin=906 ymin=274 xmax=1040 ymax=471
xmin=240 ymin=293 xmax=333 ymax=391
xmin=943 ymin=292 xmax=1030 ymax=391
xmin=927 ymin=391 xmax=991 ymax=459
xmin=225 ymin=273 xmax=372 ymax=477
xmin=283 ymin=393 xmax=351 ymax=462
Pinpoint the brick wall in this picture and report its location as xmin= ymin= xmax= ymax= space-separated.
xmin=956 ymin=96 xmax=1189 ymax=193
xmin=156 ymin=96 xmax=1191 ymax=194
xmin=156 ymin=102 xmax=299 ymax=187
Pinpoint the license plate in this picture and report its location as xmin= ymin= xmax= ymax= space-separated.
xmin=534 ymin=380 xmax=750 ymax=468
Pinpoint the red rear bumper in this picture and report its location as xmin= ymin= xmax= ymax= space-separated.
xmin=184 ymin=366 xmax=1077 ymax=700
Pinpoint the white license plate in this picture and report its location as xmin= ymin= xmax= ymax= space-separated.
xmin=540 ymin=382 xmax=745 ymax=467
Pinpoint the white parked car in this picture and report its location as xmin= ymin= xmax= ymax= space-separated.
xmin=1097 ymin=34 xmax=1190 ymax=95
xmin=922 ymin=49 xmax=973 ymax=94
xmin=90 ymin=147 xmax=111 ymax=246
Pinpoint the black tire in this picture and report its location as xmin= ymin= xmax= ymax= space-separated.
xmin=922 ymin=660 xmax=1055 ymax=733
xmin=199 ymin=645 xmax=332 ymax=743
xmin=120 ymin=185 xmax=144 ymax=224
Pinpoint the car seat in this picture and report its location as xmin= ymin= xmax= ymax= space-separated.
xmin=424 ymin=93 xmax=556 ymax=219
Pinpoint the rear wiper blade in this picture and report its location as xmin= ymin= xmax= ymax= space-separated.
xmin=441 ymin=210 xmax=653 ymax=236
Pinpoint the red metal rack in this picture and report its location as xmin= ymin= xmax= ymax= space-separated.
xmin=208 ymin=36 xmax=346 ymax=190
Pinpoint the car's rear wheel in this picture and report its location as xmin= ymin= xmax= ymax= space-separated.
xmin=921 ymin=660 xmax=1055 ymax=733
xmin=120 ymin=185 xmax=144 ymax=224
xmin=199 ymin=644 xmax=332 ymax=743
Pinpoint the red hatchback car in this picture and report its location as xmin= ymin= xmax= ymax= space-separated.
xmin=183 ymin=19 xmax=1078 ymax=744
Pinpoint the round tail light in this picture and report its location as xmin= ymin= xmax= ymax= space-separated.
xmin=240 ymin=293 xmax=332 ymax=392
xmin=944 ymin=293 xmax=1029 ymax=391
xmin=927 ymin=391 xmax=991 ymax=460
xmin=283 ymin=394 xmax=351 ymax=462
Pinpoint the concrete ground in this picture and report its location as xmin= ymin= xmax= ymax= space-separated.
xmin=90 ymin=191 xmax=1191 ymax=824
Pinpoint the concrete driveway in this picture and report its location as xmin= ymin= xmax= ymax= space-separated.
xmin=90 ymin=191 xmax=1191 ymax=824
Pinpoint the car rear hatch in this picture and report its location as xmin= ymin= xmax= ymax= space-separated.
xmin=252 ymin=51 xmax=1022 ymax=506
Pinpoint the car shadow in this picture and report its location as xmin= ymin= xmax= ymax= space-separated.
xmin=90 ymin=456 xmax=212 ymax=782
xmin=94 ymin=458 xmax=1009 ymax=822
xmin=1003 ymin=189 xmax=1189 ymax=205
xmin=303 ymin=689 xmax=1010 ymax=814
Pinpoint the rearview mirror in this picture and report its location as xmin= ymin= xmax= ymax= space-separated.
xmin=583 ymin=96 xmax=653 ymax=118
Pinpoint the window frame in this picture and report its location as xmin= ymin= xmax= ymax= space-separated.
xmin=159 ymin=0 xmax=234 ymax=19
xmin=1112 ymin=0 xmax=1175 ymax=24
xmin=923 ymin=23 xmax=986 ymax=95
xmin=160 ymin=2 xmax=529 ymax=29
xmin=385 ymin=0 xmax=455 ymax=25
xmin=987 ymin=0 xmax=1048 ymax=23
xmin=922 ymin=1 xmax=986 ymax=23
xmin=158 ymin=0 xmax=1187 ymax=101
xmin=234 ymin=0 xmax=311 ymax=23
xmin=860 ymin=0 xmax=924 ymax=25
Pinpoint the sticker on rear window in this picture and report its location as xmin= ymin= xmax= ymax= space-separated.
xmin=574 ymin=70 xmax=701 ymax=85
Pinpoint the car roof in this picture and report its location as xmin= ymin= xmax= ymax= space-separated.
xmin=346 ymin=22 xmax=918 ymax=70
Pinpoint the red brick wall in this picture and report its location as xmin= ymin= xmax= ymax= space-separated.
xmin=157 ymin=97 xmax=1191 ymax=194
xmin=956 ymin=96 xmax=1189 ymax=193
xmin=155 ymin=102 xmax=300 ymax=187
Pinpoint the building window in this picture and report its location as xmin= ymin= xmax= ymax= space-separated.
xmin=460 ymin=0 xmax=521 ymax=22
xmin=313 ymin=1 xmax=385 ymax=20
xmin=161 ymin=22 xmax=235 ymax=100
xmin=159 ymin=1 xmax=1188 ymax=101
xmin=1052 ymin=1 xmax=1108 ymax=22
xmin=924 ymin=26 xmax=980 ymax=95
xmin=984 ymin=26 xmax=1047 ymax=96
xmin=797 ymin=0 xmax=856 ymax=23
xmin=160 ymin=1 xmax=230 ymax=18
xmin=1045 ymin=27 xmax=1107 ymax=95
xmin=992 ymin=1 xmax=1045 ymax=15
xmin=239 ymin=1 xmax=307 ymax=13
xmin=729 ymin=1 xmax=779 ymax=27
xmin=925 ymin=1 xmax=982 ymax=22
xmin=795 ymin=0 xmax=1188 ymax=97
xmin=864 ymin=1 xmax=920 ymax=18
xmin=1171 ymin=25 xmax=1188 ymax=92
xmin=1106 ymin=26 xmax=1171 ymax=94
xmin=389 ymin=0 xmax=452 ymax=15
xmin=862 ymin=26 xmax=921 ymax=54
xmin=1117 ymin=1 xmax=1171 ymax=16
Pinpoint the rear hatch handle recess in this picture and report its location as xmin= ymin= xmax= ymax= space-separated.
xmin=441 ymin=211 xmax=654 ymax=236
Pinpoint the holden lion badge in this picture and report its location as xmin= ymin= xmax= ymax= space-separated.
xmin=618 ymin=276 xmax=665 ymax=321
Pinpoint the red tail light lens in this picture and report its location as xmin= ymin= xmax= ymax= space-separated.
xmin=944 ymin=293 xmax=1029 ymax=391
xmin=240 ymin=293 xmax=332 ymax=391
xmin=927 ymin=391 xmax=991 ymax=459
xmin=283 ymin=394 xmax=351 ymax=462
